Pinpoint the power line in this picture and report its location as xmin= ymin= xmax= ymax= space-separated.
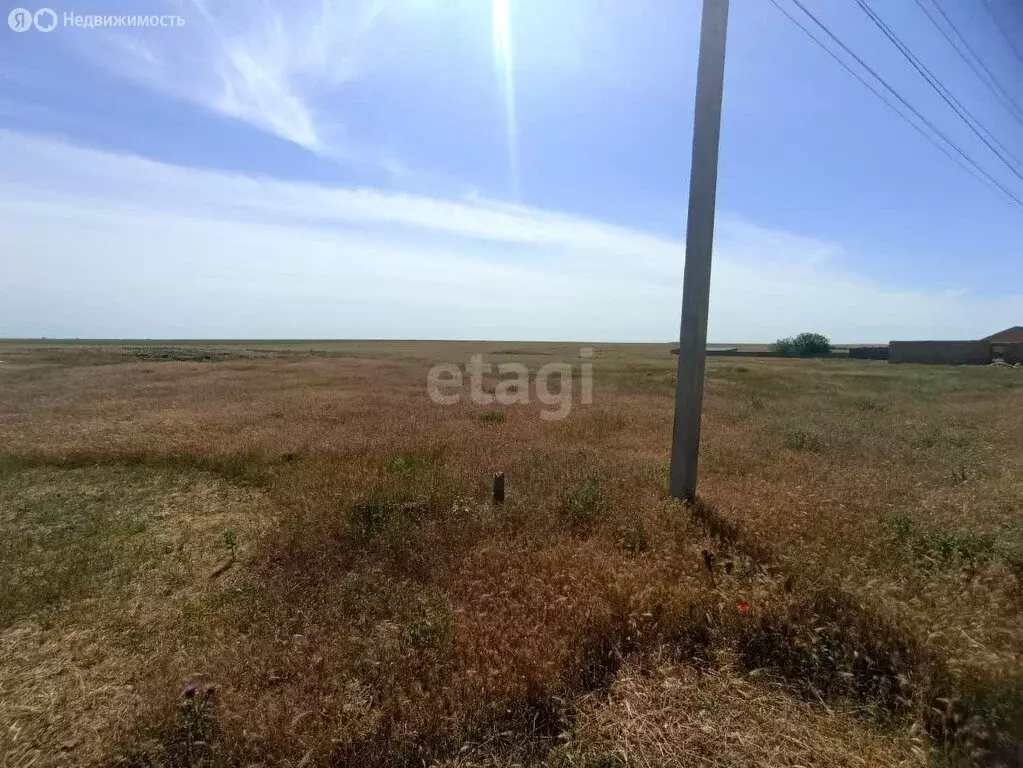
xmin=764 ymin=0 xmax=999 ymax=198
xmin=982 ymin=0 xmax=1023 ymax=70
xmin=766 ymin=0 xmax=1023 ymax=213
xmin=914 ymin=0 xmax=1023 ymax=127
xmin=855 ymin=0 xmax=1023 ymax=186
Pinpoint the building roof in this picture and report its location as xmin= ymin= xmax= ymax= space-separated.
xmin=983 ymin=326 xmax=1023 ymax=343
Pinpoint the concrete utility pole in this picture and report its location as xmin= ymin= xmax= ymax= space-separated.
xmin=670 ymin=0 xmax=729 ymax=501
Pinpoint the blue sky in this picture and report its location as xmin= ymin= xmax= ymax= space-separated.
xmin=1 ymin=0 xmax=1022 ymax=341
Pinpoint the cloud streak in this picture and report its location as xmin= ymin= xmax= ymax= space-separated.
xmin=84 ymin=0 xmax=395 ymax=160
xmin=1 ymin=132 xmax=1020 ymax=342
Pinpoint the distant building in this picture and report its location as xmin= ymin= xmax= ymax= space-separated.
xmin=889 ymin=340 xmax=992 ymax=365
xmin=983 ymin=327 xmax=1023 ymax=364
xmin=848 ymin=345 xmax=888 ymax=360
xmin=983 ymin=326 xmax=1023 ymax=344
xmin=889 ymin=326 xmax=1022 ymax=365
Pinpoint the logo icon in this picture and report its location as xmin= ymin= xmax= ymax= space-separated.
xmin=8 ymin=7 xmax=32 ymax=31
xmin=8 ymin=7 xmax=57 ymax=31
xmin=33 ymin=7 xmax=56 ymax=31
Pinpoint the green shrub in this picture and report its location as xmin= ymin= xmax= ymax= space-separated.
xmin=918 ymin=530 xmax=993 ymax=562
xmin=558 ymin=476 xmax=610 ymax=531
xmin=399 ymin=591 xmax=453 ymax=655
xmin=888 ymin=514 xmax=913 ymax=543
xmin=619 ymin=518 xmax=649 ymax=554
xmin=795 ymin=332 xmax=831 ymax=356
xmin=773 ymin=332 xmax=832 ymax=358
xmin=223 ymin=529 xmax=238 ymax=561
xmin=385 ymin=451 xmax=434 ymax=477
xmin=888 ymin=515 xmax=995 ymax=564
xmin=772 ymin=337 xmax=797 ymax=356
xmin=481 ymin=409 xmax=505 ymax=423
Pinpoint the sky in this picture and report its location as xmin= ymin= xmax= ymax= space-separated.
xmin=1 ymin=0 xmax=1022 ymax=342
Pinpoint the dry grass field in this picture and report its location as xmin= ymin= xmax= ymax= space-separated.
xmin=1 ymin=341 xmax=1021 ymax=767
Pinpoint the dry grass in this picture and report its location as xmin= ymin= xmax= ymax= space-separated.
xmin=0 ymin=341 xmax=1021 ymax=767
xmin=564 ymin=657 xmax=932 ymax=767
xmin=439 ymin=658 xmax=934 ymax=767
xmin=0 ymin=464 xmax=271 ymax=767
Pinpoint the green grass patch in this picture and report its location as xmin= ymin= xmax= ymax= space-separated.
xmin=887 ymin=515 xmax=997 ymax=564
xmin=558 ymin=475 xmax=611 ymax=532
xmin=0 ymin=475 xmax=154 ymax=625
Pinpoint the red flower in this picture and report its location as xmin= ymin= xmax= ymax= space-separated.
xmin=738 ymin=601 xmax=750 ymax=613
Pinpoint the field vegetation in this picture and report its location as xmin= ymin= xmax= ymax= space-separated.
xmin=1 ymin=341 xmax=1021 ymax=767
xmin=771 ymin=331 xmax=833 ymax=357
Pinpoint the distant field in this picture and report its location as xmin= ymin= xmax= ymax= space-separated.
xmin=0 ymin=341 xmax=1020 ymax=767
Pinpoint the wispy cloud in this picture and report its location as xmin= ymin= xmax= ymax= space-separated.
xmin=1 ymin=132 xmax=682 ymax=274
xmin=85 ymin=0 xmax=396 ymax=159
xmin=1 ymin=132 xmax=1020 ymax=341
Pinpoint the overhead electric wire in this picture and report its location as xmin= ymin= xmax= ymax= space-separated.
xmin=854 ymin=0 xmax=1023 ymax=186
xmin=764 ymin=0 xmax=1023 ymax=213
xmin=913 ymin=0 xmax=1023 ymax=127
xmin=763 ymin=0 xmax=994 ymax=195
xmin=981 ymin=0 xmax=1023 ymax=70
